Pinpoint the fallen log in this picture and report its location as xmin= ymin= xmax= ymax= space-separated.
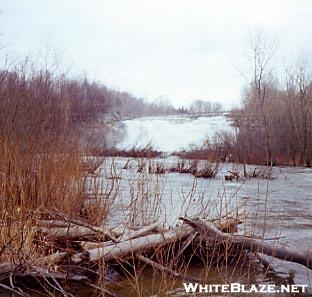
xmin=254 ymin=252 xmax=275 ymax=272
xmin=51 ymin=208 xmax=117 ymax=242
xmin=36 ymin=219 xmax=73 ymax=228
xmin=16 ymin=266 xmax=89 ymax=282
xmin=0 ymin=252 xmax=68 ymax=278
xmin=3 ymin=214 xmax=298 ymax=296
xmin=118 ymin=220 xmax=164 ymax=242
xmin=37 ymin=225 xmax=106 ymax=241
xmin=72 ymin=224 xmax=193 ymax=263
xmin=79 ymin=240 xmax=114 ymax=251
xmin=41 ymin=251 xmax=67 ymax=267
xmin=77 ymin=222 xmax=164 ymax=250
xmin=109 ymin=222 xmax=159 ymax=238
xmin=71 ymin=218 xmax=244 ymax=264
xmin=180 ymin=217 xmax=312 ymax=271
xmin=109 ymin=224 xmax=129 ymax=238
xmin=169 ymin=232 xmax=199 ymax=267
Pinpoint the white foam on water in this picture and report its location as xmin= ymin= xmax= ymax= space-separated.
xmin=117 ymin=114 xmax=234 ymax=152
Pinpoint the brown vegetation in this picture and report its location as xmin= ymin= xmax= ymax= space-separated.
xmin=229 ymin=30 xmax=312 ymax=167
xmin=95 ymin=145 xmax=163 ymax=159
xmin=168 ymin=159 xmax=220 ymax=179
xmin=0 ymin=62 xmax=119 ymax=295
xmin=173 ymin=131 xmax=236 ymax=163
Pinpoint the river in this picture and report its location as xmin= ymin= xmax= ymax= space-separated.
xmin=102 ymin=114 xmax=312 ymax=296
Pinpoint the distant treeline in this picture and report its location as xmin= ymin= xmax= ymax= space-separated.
xmin=188 ymin=100 xmax=223 ymax=114
xmin=0 ymin=68 xmax=224 ymax=126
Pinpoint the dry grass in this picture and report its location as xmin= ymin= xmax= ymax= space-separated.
xmin=0 ymin=69 xmax=110 ymax=266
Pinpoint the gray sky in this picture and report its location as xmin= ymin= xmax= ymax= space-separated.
xmin=1 ymin=0 xmax=312 ymax=107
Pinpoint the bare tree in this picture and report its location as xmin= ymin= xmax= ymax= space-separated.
xmin=230 ymin=30 xmax=312 ymax=167
xmin=248 ymin=28 xmax=278 ymax=166
xmin=189 ymin=100 xmax=222 ymax=114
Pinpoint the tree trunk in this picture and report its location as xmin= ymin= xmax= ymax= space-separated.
xmin=72 ymin=225 xmax=193 ymax=263
xmin=180 ymin=217 xmax=312 ymax=270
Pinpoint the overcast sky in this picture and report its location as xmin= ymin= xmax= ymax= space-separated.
xmin=1 ymin=0 xmax=312 ymax=107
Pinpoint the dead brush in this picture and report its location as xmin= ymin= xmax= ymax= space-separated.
xmin=168 ymin=158 xmax=186 ymax=173
xmin=194 ymin=161 xmax=220 ymax=179
xmin=169 ymin=159 xmax=198 ymax=175
xmin=148 ymin=160 xmax=166 ymax=175
xmin=225 ymin=169 xmax=240 ymax=181
xmin=96 ymin=179 xmax=283 ymax=297
xmin=247 ymin=167 xmax=274 ymax=180
xmin=1 ymin=154 xmax=299 ymax=296
xmin=169 ymin=159 xmax=220 ymax=179
xmin=137 ymin=159 xmax=146 ymax=173
xmin=98 ymin=144 xmax=163 ymax=159
xmin=224 ymin=167 xmax=274 ymax=181
xmin=126 ymin=170 xmax=165 ymax=226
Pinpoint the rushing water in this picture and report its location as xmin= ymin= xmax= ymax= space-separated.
xmin=117 ymin=114 xmax=234 ymax=152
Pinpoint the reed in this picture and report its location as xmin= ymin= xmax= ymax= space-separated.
xmin=0 ymin=67 xmax=109 ymax=266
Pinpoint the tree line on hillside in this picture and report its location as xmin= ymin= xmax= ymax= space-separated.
xmin=0 ymin=68 xmax=174 ymax=131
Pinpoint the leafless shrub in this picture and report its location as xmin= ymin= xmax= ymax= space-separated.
xmin=96 ymin=144 xmax=163 ymax=158
xmin=173 ymin=131 xmax=237 ymax=163
xmin=194 ymin=161 xmax=220 ymax=179
xmin=148 ymin=160 xmax=166 ymax=174
xmin=247 ymin=167 xmax=274 ymax=180
xmin=168 ymin=159 xmax=198 ymax=175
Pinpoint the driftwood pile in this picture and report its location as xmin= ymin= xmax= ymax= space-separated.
xmin=0 ymin=209 xmax=311 ymax=296
xmin=225 ymin=167 xmax=273 ymax=181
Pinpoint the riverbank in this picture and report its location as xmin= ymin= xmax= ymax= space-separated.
xmin=1 ymin=155 xmax=312 ymax=296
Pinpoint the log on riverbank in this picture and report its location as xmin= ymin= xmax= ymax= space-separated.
xmin=180 ymin=216 xmax=312 ymax=270
xmin=1 ymin=212 xmax=311 ymax=296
